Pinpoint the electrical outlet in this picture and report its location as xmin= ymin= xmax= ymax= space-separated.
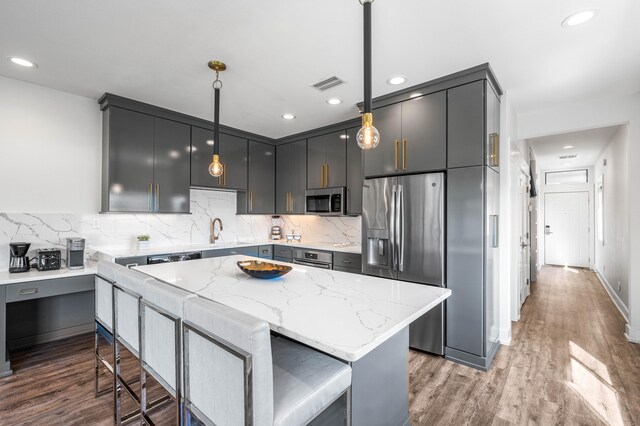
xmin=91 ymin=219 xmax=100 ymax=229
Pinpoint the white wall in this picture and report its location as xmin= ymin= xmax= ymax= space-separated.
xmin=0 ymin=75 xmax=102 ymax=213
xmin=594 ymin=125 xmax=629 ymax=320
xmin=518 ymin=93 xmax=640 ymax=342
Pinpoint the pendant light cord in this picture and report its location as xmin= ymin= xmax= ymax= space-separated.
xmin=213 ymin=71 xmax=221 ymax=156
xmin=363 ymin=0 xmax=372 ymax=114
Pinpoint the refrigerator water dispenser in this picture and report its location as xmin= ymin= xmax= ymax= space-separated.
xmin=366 ymin=229 xmax=389 ymax=267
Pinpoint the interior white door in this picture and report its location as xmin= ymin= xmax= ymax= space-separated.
xmin=544 ymin=192 xmax=590 ymax=267
xmin=518 ymin=172 xmax=531 ymax=306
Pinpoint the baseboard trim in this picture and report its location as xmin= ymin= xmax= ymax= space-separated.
xmin=594 ymin=269 xmax=629 ymax=322
xmin=626 ymin=324 xmax=640 ymax=344
xmin=498 ymin=327 xmax=512 ymax=346
xmin=8 ymin=323 xmax=94 ymax=351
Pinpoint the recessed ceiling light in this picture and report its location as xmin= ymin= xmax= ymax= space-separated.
xmin=562 ymin=9 xmax=597 ymax=28
xmin=563 ymin=162 xmax=572 ymax=167
xmin=206 ymin=140 xmax=214 ymax=146
xmin=340 ymin=134 xmax=349 ymax=139
xmin=327 ymin=98 xmax=342 ymax=105
xmin=562 ymin=145 xmax=574 ymax=149
xmin=387 ymin=75 xmax=407 ymax=85
xmin=8 ymin=56 xmax=37 ymax=68
xmin=409 ymin=93 xmax=422 ymax=99
xmin=282 ymin=113 xmax=296 ymax=120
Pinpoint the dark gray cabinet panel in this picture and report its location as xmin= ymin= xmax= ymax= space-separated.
xmin=307 ymin=131 xmax=347 ymax=189
xmin=114 ymin=256 xmax=148 ymax=267
xmin=104 ymin=107 xmax=155 ymax=212
xmin=276 ymin=140 xmax=307 ymax=214
xmin=401 ymin=92 xmax=446 ymax=173
xmin=346 ymin=127 xmax=363 ymax=215
xmin=238 ymin=141 xmax=275 ymax=214
xmin=273 ymin=245 xmax=293 ymax=261
xmin=258 ymin=245 xmax=273 ymax=259
xmin=447 ymin=81 xmax=484 ymax=168
xmin=333 ymin=252 xmax=362 ymax=271
xmin=363 ymin=103 xmax=401 ymax=178
xmin=446 ymin=166 xmax=485 ymax=356
xmin=154 ymin=118 xmax=191 ymax=213
xmin=486 ymin=84 xmax=501 ymax=173
xmin=191 ymin=126 xmax=248 ymax=190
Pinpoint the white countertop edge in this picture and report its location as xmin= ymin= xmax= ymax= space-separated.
xmin=272 ymin=289 xmax=451 ymax=362
xmin=0 ymin=261 xmax=97 ymax=285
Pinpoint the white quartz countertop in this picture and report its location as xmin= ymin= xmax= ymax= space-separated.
xmin=0 ymin=261 xmax=97 ymax=286
xmin=134 ymin=256 xmax=450 ymax=362
xmin=98 ymin=240 xmax=361 ymax=259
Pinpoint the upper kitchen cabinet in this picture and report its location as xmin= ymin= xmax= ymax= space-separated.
xmin=307 ymin=130 xmax=347 ymax=189
xmin=448 ymin=80 xmax=501 ymax=171
xmin=237 ymin=141 xmax=275 ymax=214
xmin=191 ymin=126 xmax=248 ymax=190
xmin=276 ymin=140 xmax=306 ymax=214
xmin=101 ymin=106 xmax=190 ymax=213
xmin=364 ymin=91 xmax=446 ymax=178
xmin=345 ymin=127 xmax=363 ymax=215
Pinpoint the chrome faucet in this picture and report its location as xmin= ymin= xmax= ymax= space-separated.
xmin=211 ymin=218 xmax=223 ymax=244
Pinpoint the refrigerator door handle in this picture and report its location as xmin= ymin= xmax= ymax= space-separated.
xmin=398 ymin=184 xmax=405 ymax=272
xmin=390 ymin=184 xmax=397 ymax=271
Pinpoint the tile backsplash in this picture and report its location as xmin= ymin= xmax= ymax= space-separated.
xmin=0 ymin=189 xmax=361 ymax=270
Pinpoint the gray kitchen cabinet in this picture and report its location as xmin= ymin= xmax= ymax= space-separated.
xmin=102 ymin=107 xmax=155 ymax=213
xmin=154 ymin=118 xmax=191 ymax=213
xmin=258 ymin=245 xmax=273 ymax=259
xmin=238 ymin=141 xmax=275 ymax=214
xmin=307 ymin=131 xmax=347 ymax=189
xmin=273 ymin=245 xmax=293 ymax=261
xmin=364 ymin=92 xmax=446 ymax=178
xmin=190 ymin=126 xmax=248 ymax=190
xmin=400 ymin=91 xmax=446 ymax=173
xmin=115 ymin=256 xmax=148 ymax=267
xmin=363 ymin=103 xmax=401 ymax=178
xmin=101 ymin=107 xmax=191 ymax=213
xmin=447 ymin=80 xmax=485 ymax=169
xmin=486 ymin=84 xmax=501 ymax=173
xmin=276 ymin=140 xmax=306 ymax=214
xmin=345 ymin=127 xmax=363 ymax=215
xmin=333 ymin=252 xmax=362 ymax=273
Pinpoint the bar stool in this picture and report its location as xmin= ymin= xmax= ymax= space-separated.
xmin=139 ymin=278 xmax=195 ymax=425
xmin=113 ymin=266 xmax=154 ymax=425
xmin=182 ymin=297 xmax=352 ymax=426
xmin=94 ymin=261 xmax=123 ymax=397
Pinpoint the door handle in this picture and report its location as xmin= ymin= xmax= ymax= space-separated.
xmin=491 ymin=215 xmax=499 ymax=248
xmin=545 ymin=225 xmax=552 ymax=235
xmin=402 ymin=139 xmax=407 ymax=171
xmin=390 ymin=184 xmax=397 ymax=271
xmin=326 ymin=163 xmax=330 ymax=187
xmin=19 ymin=288 xmax=38 ymax=295
xmin=489 ymin=133 xmax=500 ymax=167
xmin=286 ymin=192 xmax=290 ymax=212
xmin=148 ymin=184 xmax=153 ymax=211
xmin=155 ymin=184 xmax=160 ymax=211
xmin=249 ymin=191 xmax=253 ymax=212
xmin=398 ymin=184 xmax=405 ymax=272
xmin=290 ymin=192 xmax=294 ymax=212
xmin=394 ymin=140 xmax=400 ymax=170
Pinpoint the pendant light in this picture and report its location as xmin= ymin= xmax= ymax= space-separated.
xmin=356 ymin=0 xmax=380 ymax=150
xmin=208 ymin=60 xmax=226 ymax=177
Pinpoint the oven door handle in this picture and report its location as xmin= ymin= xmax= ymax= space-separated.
xmin=292 ymin=259 xmax=332 ymax=269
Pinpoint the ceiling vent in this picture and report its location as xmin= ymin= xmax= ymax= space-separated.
xmin=559 ymin=154 xmax=578 ymax=160
xmin=311 ymin=76 xmax=345 ymax=91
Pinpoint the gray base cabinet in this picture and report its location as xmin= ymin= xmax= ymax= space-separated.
xmin=238 ymin=141 xmax=275 ymax=214
xmin=191 ymin=127 xmax=248 ymax=191
xmin=276 ymin=140 xmax=307 ymax=214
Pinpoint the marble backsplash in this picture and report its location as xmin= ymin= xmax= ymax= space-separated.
xmin=0 ymin=189 xmax=361 ymax=270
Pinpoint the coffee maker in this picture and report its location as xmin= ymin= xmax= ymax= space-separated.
xmin=66 ymin=237 xmax=85 ymax=270
xmin=9 ymin=242 xmax=31 ymax=273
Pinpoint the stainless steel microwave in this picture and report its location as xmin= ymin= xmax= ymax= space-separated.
xmin=305 ymin=187 xmax=346 ymax=216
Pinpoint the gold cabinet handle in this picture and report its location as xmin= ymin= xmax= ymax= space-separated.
xmin=286 ymin=192 xmax=290 ymax=212
xmin=326 ymin=163 xmax=330 ymax=187
xmin=148 ymin=184 xmax=153 ymax=211
xmin=320 ymin=165 xmax=324 ymax=188
xmin=489 ymin=133 xmax=500 ymax=167
xmin=394 ymin=140 xmax=400 ymax=170
xmin=402 ymin=139 xmax=408 ymax=171
xmin=290 ymin=192 xmax=294 ymax=212
xmin=155 ymin=184 xmax=160 ymax=211
xmin=249 ymin=191 xmax=253 ymax=212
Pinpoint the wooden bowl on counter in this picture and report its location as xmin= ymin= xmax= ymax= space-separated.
xmin=236 ymin=260 xmax=292 ymax=279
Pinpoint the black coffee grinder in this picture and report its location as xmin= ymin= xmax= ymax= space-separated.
xmin=9 ymin=242 xmax=31 ymax=273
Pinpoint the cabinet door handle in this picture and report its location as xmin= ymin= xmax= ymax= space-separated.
xmin=291 ymin=192 xmax=294 ymax=211
xmin=326 ymin=163 xmax=330 ymax=187
xmin=402 ymin=139 xmax=408 ymax=171
xmin=394 ymin=140 xmax=400 ymax=170
xmin=155 ymin=184 xmax=160 ymax=211
xmin=342 ymin=259 xmax=352 ymax=264
xmin=148 ymin=184 xmax=153 ymax=211
xmin=320 ymin=165 xmax=324 ymax=188
xmin=489 ymin=133 xmax=500 ymax=167
xmin=20 ymin=288 xmax=38 ymax=295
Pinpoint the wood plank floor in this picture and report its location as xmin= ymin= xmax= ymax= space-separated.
xmin=0 ymin=266 xmax=638 ymax=425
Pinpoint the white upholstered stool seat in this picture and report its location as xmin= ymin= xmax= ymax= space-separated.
xmin=271 ymin=336 xmax=352 ymax=426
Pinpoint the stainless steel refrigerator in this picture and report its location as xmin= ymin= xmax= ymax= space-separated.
xmin=361 ymin=173 xmax=445 ymax=354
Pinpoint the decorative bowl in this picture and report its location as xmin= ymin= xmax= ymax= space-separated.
xmin=236 ymin=260 xmax=292 ymax=279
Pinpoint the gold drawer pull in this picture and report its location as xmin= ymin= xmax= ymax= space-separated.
xmin=20 ymin=288 xmax=38 ymax=295
xmin=402 ymin=139 xmax=408 ymax=171
xmin=394 ymin=140 xmax=400 ymax=170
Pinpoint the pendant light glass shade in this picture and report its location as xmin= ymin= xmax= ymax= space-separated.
xmin=356 ymin=113 xmax=380 ymax=150
xmin=209 ymin=153 xmax=224 ymax=177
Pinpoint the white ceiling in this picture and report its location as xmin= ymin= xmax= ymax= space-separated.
xmin=1 ymin=0 xmax=639 ymax=138
xmin=528 ymin=125 xmax=621 ymax=170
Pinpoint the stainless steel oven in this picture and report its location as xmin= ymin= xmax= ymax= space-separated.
xmin=292 ymin=248 xmax=333 ymax=269
xmin=305 ymin=187 xmax=346 ymax=216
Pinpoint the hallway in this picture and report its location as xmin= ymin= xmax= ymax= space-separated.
xmin=409 ymin=266 xmax=640 ymax=425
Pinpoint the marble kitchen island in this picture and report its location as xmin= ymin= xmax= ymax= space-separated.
xmin=135 ymin=256 xmax=450 ymax=426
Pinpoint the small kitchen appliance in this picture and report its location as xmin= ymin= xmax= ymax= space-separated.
xmin=66 ymin=237 xmax=85 ymax=270
xmin=270 ymin=216 xmax=282 ymax=240
xmin=9 ymin=242 xmax=31 ymax=273
xmin=36 ymin=248 xmax=62 ymax=271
